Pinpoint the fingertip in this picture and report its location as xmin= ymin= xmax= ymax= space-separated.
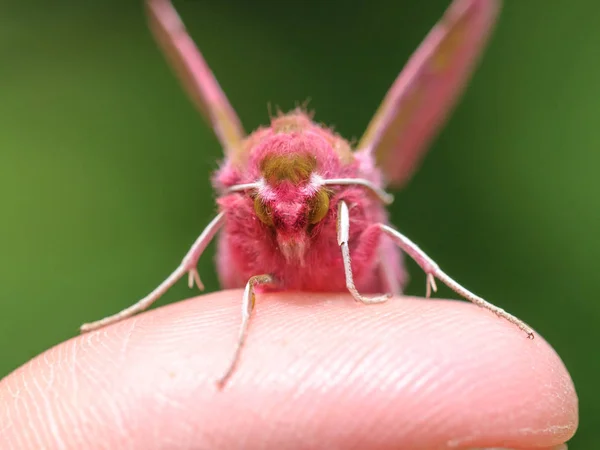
xmin=0 ymin=291 xmax=578 ymax=449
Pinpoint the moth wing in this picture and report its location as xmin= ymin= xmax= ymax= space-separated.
xmin=358 ymin=0 xmax=501 ymax=188
xmin=146 ymin=0 xmax=246 ymax=164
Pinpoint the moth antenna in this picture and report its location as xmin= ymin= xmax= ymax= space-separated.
xmin=267 ymin=101 xmax=273 ymax=120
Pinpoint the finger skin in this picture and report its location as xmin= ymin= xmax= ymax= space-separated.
xmin=0 ymin=291 xmax=578 ymax=449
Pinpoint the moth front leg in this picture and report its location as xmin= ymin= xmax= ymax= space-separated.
xmin=80 ymin=212 xmax=225 ymax=332
xmin=217 ymin=274 xmax=274 ymax=387
xmin=379 ymin=224 xmax=535 ymax=339
xmin=337 ymin=201 xmax=391 ymax=304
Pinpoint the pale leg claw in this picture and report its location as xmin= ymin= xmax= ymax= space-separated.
xmin=80 ymin=213 xmax=226 ymax=333
xmin=425 ymin=273 xmax=438 ymax=298
xmin=379 ymin=223 xmax=535 ymax=339
xmin=187 ymin=267 xmax=204 ymax=291
xmin=352 ymin=291 xmax=391 ymax=304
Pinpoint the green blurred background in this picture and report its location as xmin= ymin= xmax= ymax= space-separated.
xmin=1 ymin=0 xmax=598 ymax=446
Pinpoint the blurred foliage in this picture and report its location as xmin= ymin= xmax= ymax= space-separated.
xmin=1 ymin=0 xmax=598 ymax=446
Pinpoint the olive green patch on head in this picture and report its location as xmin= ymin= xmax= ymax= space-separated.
xmin=260 ymin=154 xmax=317 ymax=183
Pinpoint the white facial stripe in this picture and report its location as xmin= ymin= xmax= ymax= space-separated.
xmin=258 ymin=180 xmax=277 ymax=202
xmin=300 ymin=174 xmax=323 ymax=196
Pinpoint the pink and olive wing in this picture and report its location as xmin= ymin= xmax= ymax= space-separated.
xmin=146 ymin=0 xmax=245 ymax=163
xmin=358 ymin=0 xmax=501 ymax=188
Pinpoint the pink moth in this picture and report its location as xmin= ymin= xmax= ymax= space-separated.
xmin=81 ymin=0 xmax=533 ymax=386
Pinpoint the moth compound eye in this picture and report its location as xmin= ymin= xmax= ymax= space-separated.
xmin=307 ymin=189 xmax=330 ymax=224
xmin=253 ymin=196 xmax=274 ymax=226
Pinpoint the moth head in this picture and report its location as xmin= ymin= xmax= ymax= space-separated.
xmin=252 ymin=154 xmax=332 ymax=263
xmin=253 ymin=187 xmax=330 ymax=229
xmin=253 ymin=187 xmax=330 ymax=264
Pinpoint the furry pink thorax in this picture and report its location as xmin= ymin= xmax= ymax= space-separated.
xmin=213 ymin=111 xmax=406 ymax=293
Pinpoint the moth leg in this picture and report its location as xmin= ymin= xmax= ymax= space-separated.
xmin=217 ymin=274 xmax=274 ymax=387
xmin=80 ymin=212 xmax=225 ymax=332
xmin=337 ymin=201 xmax=391 ymax=304
xmin=379 ymin=224 xmax=535 ymax=339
